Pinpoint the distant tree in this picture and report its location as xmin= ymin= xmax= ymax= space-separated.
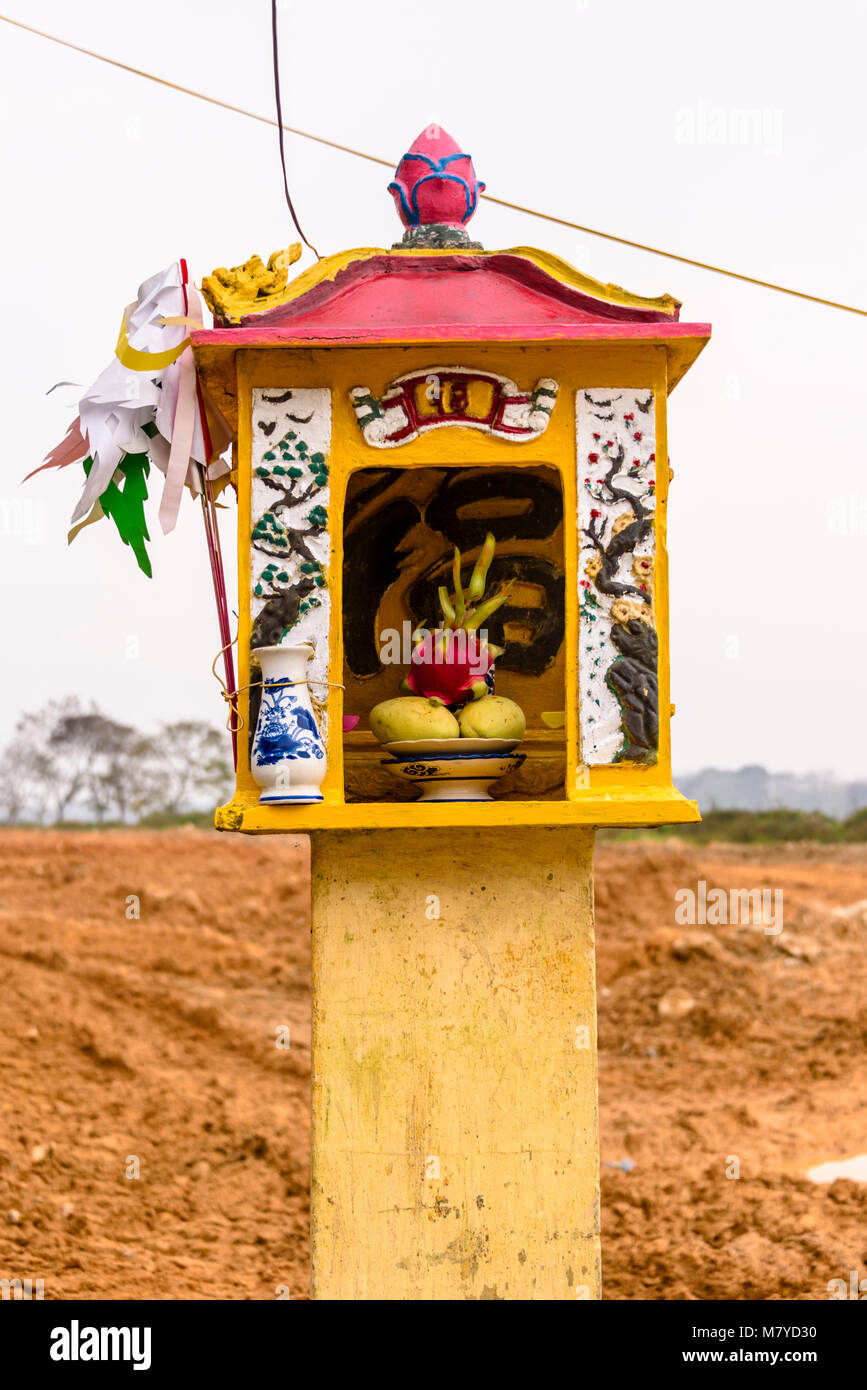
xmin=0 ymin=701 xmax=232 ymax=823
xmin=2 ymin=697 xmax=94 ymax=821
xmin=150 ymin=720 xmax=233 ymax=813
xmin=0 ymin=736 xmax=51 ymax=823
xmin=46 ymin=704 xmax=138 ymax=821
xmin=89 ymin=731 xmax=161 ymax=821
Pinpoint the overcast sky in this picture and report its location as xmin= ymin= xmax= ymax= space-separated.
xmin=2 ymin=0 xmax=865 ymax=777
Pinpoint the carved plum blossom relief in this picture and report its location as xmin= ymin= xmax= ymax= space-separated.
xmin=576 ymin=390 xmax=658 ymax=766
xmin=249 ymin=388 xmax=331 ymax=737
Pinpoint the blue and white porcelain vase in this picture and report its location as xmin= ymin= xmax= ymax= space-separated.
xmin=250 ymin=644 xmax=326 ymax=805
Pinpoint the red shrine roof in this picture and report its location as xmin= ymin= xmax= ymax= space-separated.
xmin=193 ymin=245 xmax=710 ymax=389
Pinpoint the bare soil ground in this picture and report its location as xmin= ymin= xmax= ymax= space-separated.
xmin=0 ymin=829 xmax=865 ymax=1300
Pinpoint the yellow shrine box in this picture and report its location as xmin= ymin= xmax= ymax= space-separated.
xmin=193 ymin=129 xmax=709 ymax=835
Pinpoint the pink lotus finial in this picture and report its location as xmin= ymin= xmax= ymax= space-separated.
xmin=388 ymin=125 xmax=485 ymax=230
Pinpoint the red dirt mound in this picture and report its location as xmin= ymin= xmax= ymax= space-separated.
xmin=0 ymin=829 xmax=865 ymax=1299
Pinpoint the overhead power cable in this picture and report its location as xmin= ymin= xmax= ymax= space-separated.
xmin=270 ymin=0 xmax=319 ymax=259
xmin=2 ymin=12 xmax=865 ymax=318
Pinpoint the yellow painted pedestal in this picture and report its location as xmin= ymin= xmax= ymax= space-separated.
xmin=310 ymin=827 xmax=600 ymax=1300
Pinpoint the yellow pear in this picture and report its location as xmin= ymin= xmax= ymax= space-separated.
xmin=458 ymin=695 xmax=526 ymax=740
xmin=369 ymin=697 xmax=460 ymax=744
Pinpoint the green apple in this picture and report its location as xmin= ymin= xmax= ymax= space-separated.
xmin=369 ymin=696 xmax=460 ymax=744
xmin=457 ymin=695 xmax=526 ymax=740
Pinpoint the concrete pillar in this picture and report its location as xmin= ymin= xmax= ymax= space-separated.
xmin=310 ymin=826 xmax=600 ymax=1300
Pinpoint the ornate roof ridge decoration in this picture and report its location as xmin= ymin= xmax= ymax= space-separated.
xmin=499 ymin=247 xmax=680 ymax=319
xmin=202 ymin=243 xmax=681 ymax=327
xmin=201 ymin=244 xmax=303 ymax=324
xmin=387 ymin=125 xmax=486 ymax=231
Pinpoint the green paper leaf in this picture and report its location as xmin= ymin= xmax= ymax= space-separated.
xmin=83 ymin=452 xmax=152 ymax=578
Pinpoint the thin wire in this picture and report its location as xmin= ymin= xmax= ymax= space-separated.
xmin=2 ymin=11 xmax=865 ymax=318
xmin=270 ymin=1 xmax=319 ymax=259
xmin=482 ymin=200 xmax=867 ymax=318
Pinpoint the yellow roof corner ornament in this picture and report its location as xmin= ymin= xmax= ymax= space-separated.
xmin=201 ymin=243 xmax=303 ymax=324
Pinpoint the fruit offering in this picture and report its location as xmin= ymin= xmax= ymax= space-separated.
xmin=368 ymin=533 xmax=527 ymax=745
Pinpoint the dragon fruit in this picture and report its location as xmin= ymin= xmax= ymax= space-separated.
xmin=405 ymin=629 xmax=495 ymax=704
xmin=402 ymin=532 xmax=510 ymax=708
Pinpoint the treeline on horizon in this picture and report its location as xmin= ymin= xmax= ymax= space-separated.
xmin=8 ymin=806 xmax=867 ymax=842
xmin=598 ymin=807 xmax=867 ymax=844
xmin=650 ymin=806 xmax=867 ymax=844
xmin=0 ymin=697 xmax=233 ymax=825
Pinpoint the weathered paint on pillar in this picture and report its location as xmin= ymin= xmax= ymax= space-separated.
xmin=310 ymin=827 xmax=599 ymax=1300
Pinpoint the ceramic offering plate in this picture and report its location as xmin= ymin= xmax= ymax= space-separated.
xmin=380 ymin=739 xmax=525 ymax=802
xmin=382 ymin=738 xmax=521 ymax=756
